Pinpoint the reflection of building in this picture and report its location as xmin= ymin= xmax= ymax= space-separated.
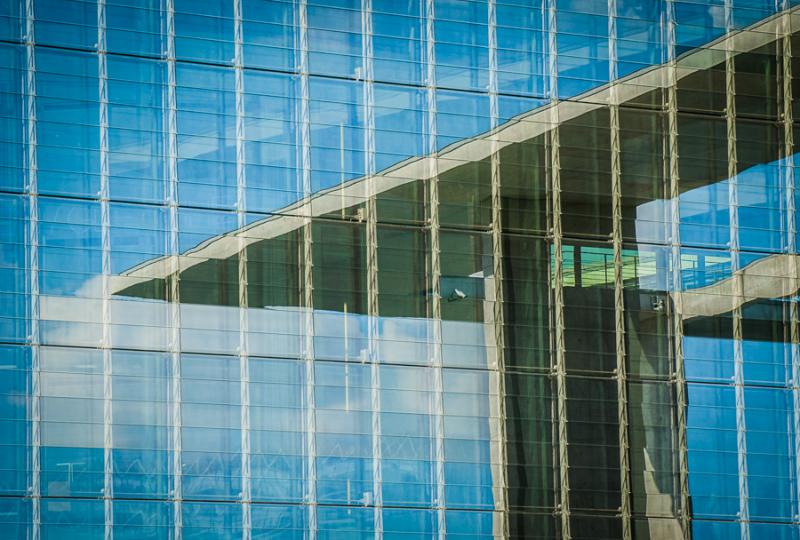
xmin=3 ymin=1 xmax=800 ymax=539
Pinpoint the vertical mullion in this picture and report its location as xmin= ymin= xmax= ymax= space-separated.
xmin=781 ymin=5 xmax=800 ymax=523
xmin=233 ymin=0 xmax=251 ymax=537
xmin=165 ymin=0 xmax=182 ymax=537
xmin=298 ymin=1 xmax=317 ymax=537
xmin=608 ymin=1 xmax=632 ymax=538
xmin=549 ymin=111 xmax=570 ymax=540
xmin=665 ymin=2 xmax=691 ymax=537
xmin=610 ymin=97 xmax=631 ymax=540
xmin=424 ymin=1 xmax=446 ymax=538
xmin=487 ymin=0 xmax=509 ymax=537
xmin=547 ymin=0 xmax=571 ymax=537
xmin=23 ymin=0 xmax=40 ymax=538
xmin=361 ymin=0 xmax=383 ymax=535
xmin=724 ymin=3 xmax=750 ymax=538
xmin=550 ymin=112 xmax=570 ymax=540
xmin=97 ymin=1 xmax=113 ymax=538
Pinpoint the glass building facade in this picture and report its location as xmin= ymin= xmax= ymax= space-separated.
xmin=3 ymin=0 xmax=800 ymax=538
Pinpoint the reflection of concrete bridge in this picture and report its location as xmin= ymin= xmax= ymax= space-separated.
xmin=108 ymin=7 xmax=800 ymax=302
xmin=676 ymin=253 xmax=800 ymax=319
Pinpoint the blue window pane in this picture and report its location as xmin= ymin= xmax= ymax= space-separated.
xmin=0 ymin=0 xmax=22 ymax=42
xmin=0 ymin=45 xmax=24 ymax=193
xmin=318 ymin=506 xmax=373 ymax=539
xmin=0 ymin=194 xmax=27 ymax=342
xmin=109 ymin=56 xmax=168 ymax=203
xmin=383 ymin=508 xmax=436 ymax=537
xmin=616 ymin=0 xmax=666 ymax=77
xmin=674 ymin=2 xmax=725 ymax=54
xmin=445 ymin=509 xmax=497 ymax=537
xmin=113 ymin=500 xmax=172 ymax=540
xmin=742 ymin=333 xmax=790 ymax=386
xmin=0 ymin=345 xmax=29 ymax=494
xmin=434 ymin=4 xmax=489 ymax=92
xmin=181 ymin=354 xmax=242 ymax=500
xmin=176 ymin=64 xmax=237 ymax=209
xmin=107 ymin=2 xmax=165 ymax=57
xmin=242 ymin=0 xmax=296 ymax=71
xmin=732 ymin=0 xmax=774 ymax=28
xmin=251 ymin=505 xmax=306 ymax=539
xmin=0 ymin=498 xmax=31 ymax=539
xmin=309 ymin=77 xmax=365 ymax=191
xmin=183 ymin=501 xmax=242 ymax=540
xmin=679 ymin=179 xmax=731 ymax=249
xmin=38 ymin=198 xmax=102 ymax=296
xmin=35 ymin=49 xmax=100 ymax=198
xmin=243 ymin=70 xmax=300 ymax=213
xmin=744 ymin=388 xmax=794 ymax=523
xmin=41 ymin=446 xmax=105 ymax=498
xmin=41 ymin=498 xmax=104 ymax=540
xmin=737 ymin=162 xmax=784 ymax=253
xmin=112 ymin=449 xmax=170 ymax=499
xmin=749 ymin=523 xmax=798 ymax=540
xmin=35 ymin=0 xmax=97 ymax=50
xmin=686 ymin=384 xmax=739 ymax=519
xmin=174 ymin=0 xmax=234 ymax=64
xmin=373 ymin=8 xmax=424 ymax=86
xmin=112 ymin=351 xmax=172 ymax=498
xmin=374 ymin=83 xmax=425 ymax=171
xmin=496 ymin=20 xmax=547 ymax=97
xmin=308 ymin=5 xmax=362 ymax=78
xmin=692 ymin=520 xmax=740 ymax=539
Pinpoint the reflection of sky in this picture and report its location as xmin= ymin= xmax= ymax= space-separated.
xmin=634 ymin=156 xmax=792 ymax=291
xmin=86 ymin=0 xmax=789 ymax=219
xmin=35 ymin=295 xmax=500 ymax=514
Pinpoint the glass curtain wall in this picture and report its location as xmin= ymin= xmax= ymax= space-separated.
xmin=2 ymin=1 xmax=800 ymax=539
